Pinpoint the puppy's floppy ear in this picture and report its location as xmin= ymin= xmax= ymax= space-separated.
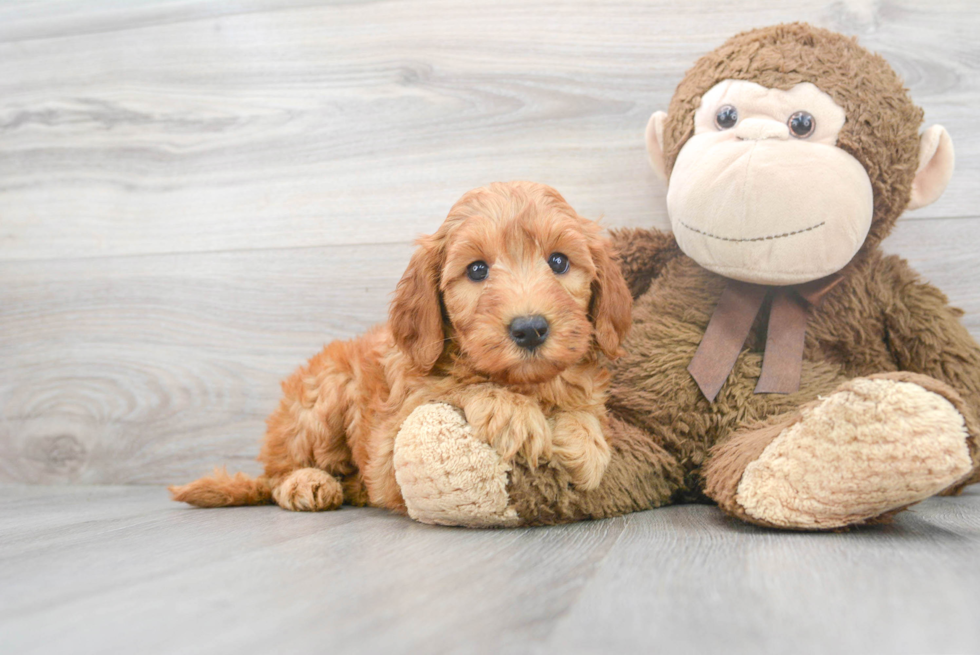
xmin=390 ymin=233 xmax=446 ymax=372
xmin=588 ymin=230 xmax=633 ymax=359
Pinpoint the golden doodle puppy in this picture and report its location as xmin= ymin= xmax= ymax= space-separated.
xmin=171 ymin=181 xmax=632 ymax=513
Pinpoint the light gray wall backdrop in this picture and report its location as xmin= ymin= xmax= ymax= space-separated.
xmin=1 ymin=0 xmax=978 ymax=484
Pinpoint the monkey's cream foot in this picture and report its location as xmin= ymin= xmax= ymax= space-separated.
xmin=272 ymin=468 xmax=344 ymax=511
xmin=393 ymin=403 xmax=520 ymax=528
xmin=705 ymin=375 xmax=974 ymax=530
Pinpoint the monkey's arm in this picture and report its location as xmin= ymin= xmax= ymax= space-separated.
xmin=878 ymin=255 xmax=980 ymax=486
xmin=608 ymin=227 xmax=681 ymax=299
xmin=879 ymin=256 xmax=980 ymax=402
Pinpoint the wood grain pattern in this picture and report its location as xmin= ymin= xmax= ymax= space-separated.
xmin=0 ymin=0 xmax=977 ymax=262
xmin=1 ymin=0 xmax=979 ymax=483
xmin=2 ymin=485 xmax=979 ymax=654
xmin=0 ymin=244 xmax=403 ymax=484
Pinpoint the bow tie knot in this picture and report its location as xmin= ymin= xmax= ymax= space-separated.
xmin=688 ymin=275 xmax=843 ymax=402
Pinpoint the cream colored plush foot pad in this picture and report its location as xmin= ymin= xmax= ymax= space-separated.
xmin=394 ymin=403 xmax=520 ymax=528
xmin=736 ymin=378 xmax=973 ymax=529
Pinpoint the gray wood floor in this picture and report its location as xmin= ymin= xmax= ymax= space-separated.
xmin=2 ymin=484 xmax=979 ymax=655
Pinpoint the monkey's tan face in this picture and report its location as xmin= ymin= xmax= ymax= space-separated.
xmin=666 ymin=80 xmax=874 ymax=285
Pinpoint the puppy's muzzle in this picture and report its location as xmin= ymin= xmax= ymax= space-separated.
xmin=509 ymin=315 xmax=549 ymax=351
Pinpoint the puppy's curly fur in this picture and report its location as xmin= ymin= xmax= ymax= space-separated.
xmin=170 ymin=181 xmax=632 ymax=512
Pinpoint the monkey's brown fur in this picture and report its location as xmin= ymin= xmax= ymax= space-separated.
xmin=493 ymin=24 xmax=980 ymax=527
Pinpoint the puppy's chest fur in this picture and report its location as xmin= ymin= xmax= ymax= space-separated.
xmin=445 ymin=357 xmax=610 ymax=416
xmin=320 ymin=325 xmax=607 ymax=506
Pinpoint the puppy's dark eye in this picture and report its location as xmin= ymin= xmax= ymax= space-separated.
xmin=788 ymin=111 xmax=815 ymax=138
xmin=547 ymin=252 xmax=569 ymax=274
xmin=466 ymin=261 xmax=489 ymax=281
xmin=715 ymin=105 xmax=738 ymax=130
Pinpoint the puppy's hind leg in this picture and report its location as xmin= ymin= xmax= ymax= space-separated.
xmin=261 ymin=340 xmax=364 ymax=512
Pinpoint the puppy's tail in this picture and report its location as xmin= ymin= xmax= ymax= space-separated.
xmin=169 ymin=467 xmax=273 ymax=507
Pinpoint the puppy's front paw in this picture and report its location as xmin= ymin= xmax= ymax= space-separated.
xmin=552 ymin=412 xmax=611 ymax=490
xmin=272 ymin=468 xmax=343 ymax=511
xmin=463 ymin=389 xmax=552 ymax=468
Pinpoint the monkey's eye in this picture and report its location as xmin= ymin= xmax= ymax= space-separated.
xmin=547 ymin=252 xmax=570 ymax=274
xmin=788 ymin=111 xmax=815 ymax=138
xmin=466 ymin=261 xmax=489 ymax=281
xmin=715 ymin=105 xmax=738 ymax=130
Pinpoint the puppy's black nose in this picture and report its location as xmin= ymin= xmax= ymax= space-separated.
xmin=509 ymin=315 xmax=549 ymax=350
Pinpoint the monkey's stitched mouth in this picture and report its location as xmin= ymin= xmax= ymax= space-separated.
xmin=679 ymin=220 xmax=825 ymax=243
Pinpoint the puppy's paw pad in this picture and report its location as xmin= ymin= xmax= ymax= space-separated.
xmin=561 ymin=449 xmax=611 ymax=491
xmin=465 ymin=391 xmax=552 ymax=467
xmin=503 ymin=408 xmax=552 ymax=468
xmin=553 ymin=439 xmax=611 ymax=490
xmin=552 ymin=414 xmax=611 ymax=490
xmin=272 ymin=468 xmax=343 ymax=512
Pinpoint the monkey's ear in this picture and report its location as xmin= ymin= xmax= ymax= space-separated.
xmin=908 ymin=125 xmax=955 ymax=211
xmin=645 ymin=111 xmax=669 ymax=183
xmin=389 ymin=235 xmax=445 ymax=373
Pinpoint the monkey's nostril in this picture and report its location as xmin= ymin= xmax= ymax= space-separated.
xmin=734 ymin=118 xmax=790 ymax=141
xmin=509 ymin=315 xmax=550 ymax=350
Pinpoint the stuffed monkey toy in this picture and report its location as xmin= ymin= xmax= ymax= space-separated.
xmin=393 ymin=23 xmax=980 ymax=529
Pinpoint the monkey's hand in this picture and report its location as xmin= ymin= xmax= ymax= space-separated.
xmin=453 ymin=386 xmax=553 ymax=468
xmin=551 ymin=411 xmax=611 ymax=490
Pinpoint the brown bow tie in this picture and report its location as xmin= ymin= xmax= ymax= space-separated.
xmin=688 ymin=275 xmax=843 ymax=402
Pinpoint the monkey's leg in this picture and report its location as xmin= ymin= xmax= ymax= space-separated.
xmin=393 ymin=403 xmax=683 ymax=527
xmin=703 ymin=373 xmax=977 ymax=530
